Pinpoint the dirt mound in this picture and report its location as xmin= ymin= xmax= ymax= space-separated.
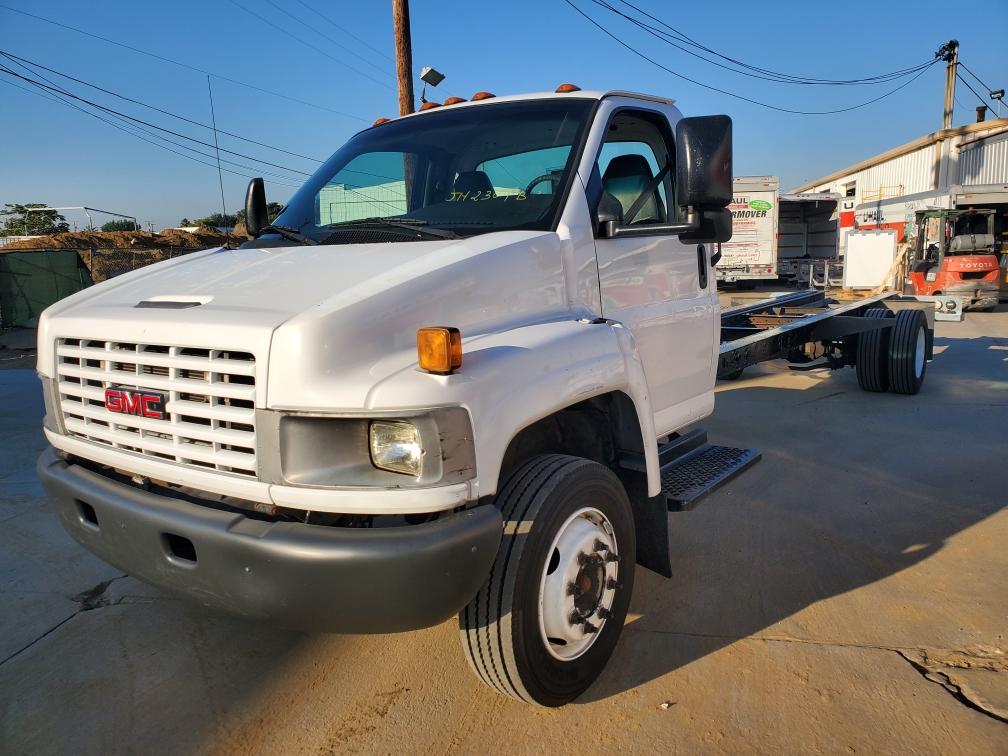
xmin=1 ymin=229 xmax=238 ymax=251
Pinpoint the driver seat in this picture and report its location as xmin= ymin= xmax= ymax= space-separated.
xmin=602 ymin=154 xmax=665 ymax=224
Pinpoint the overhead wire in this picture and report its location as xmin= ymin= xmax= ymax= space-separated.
xmin=0 ymin=58 xmax=304 ymax=187
xmin=958 ymin=61 xmax=996 ymax=95
xmin=0 ymin=50 xmax=325 ymax=164
xmin=563 ymin=0 xmax=939 ymax=115
xmin=258 ymin=0 xmax=393 ymax=79
xmin=0 ymin=66 xmax=312 ymax=176
xmin=956 ymin=72 xmax=990 ymax=109
xmin=0 ymin=74 xmax=302 ymax=189
xmin=0 ymin=4 xmax=367 ymax=121
xmin=289 ymin=0 xmax=393 ymax=63
xmin=602 ymin=0 xmax=936 ymax=86
xmin=225 ymin=0 xmax=395 ymax=90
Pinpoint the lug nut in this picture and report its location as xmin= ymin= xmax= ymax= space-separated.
xmin=604 ymin=552 xmax=619 ymax=564
xmin=606 ymin=577 xmax=618 ymax=590
xmin=577 ymin=551 xmax=591 ymax=566
xmin=566 ymin=581 xmax=581 ymax=597
xmin=593 ymin=539 xmax=609 ymax=553
xmin=583 ymin=621 xmax=599 ymax=634
xmin=568 ymin=610 xmax=582 ymax=626
xmin=597 ymin=606 xmax=611 ymax=619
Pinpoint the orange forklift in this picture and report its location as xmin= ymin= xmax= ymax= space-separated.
xmin=906 ymin=208 xmax=1000 ymax=311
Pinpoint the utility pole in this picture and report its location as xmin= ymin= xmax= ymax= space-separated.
xmin=392 ymin=0 xmax=414 ymax=116
xmin=938 ymin=39 xmax=959 ymax=130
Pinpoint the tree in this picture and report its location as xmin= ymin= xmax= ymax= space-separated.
xmin=234 ymin=203 xmax=284 ymax=225
xmin=179 ymin=217 xmax=191 ymax=227
xmin=101 ymin=219 xmax=138 ymax=232
xmin=0 ymin=203 xmax=70 ymax=236
xmin=191 ymin=212 xmax=238 ymax=229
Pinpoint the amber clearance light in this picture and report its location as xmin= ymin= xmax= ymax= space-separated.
xmin=417 ymin=327 xmax=462 ymax=375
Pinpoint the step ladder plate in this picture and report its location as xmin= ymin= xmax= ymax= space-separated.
xmin=660 ymin=444 xmax=761 ymax=511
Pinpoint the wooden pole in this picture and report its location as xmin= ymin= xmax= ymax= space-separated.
xmin=941 ymin=40 xmax=958 ymax=131
xmin=392 ymin=0 xmax=414 ymax=116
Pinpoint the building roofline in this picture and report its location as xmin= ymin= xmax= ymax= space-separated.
xmin=790 ymin=117 xmax=1008 ymax=193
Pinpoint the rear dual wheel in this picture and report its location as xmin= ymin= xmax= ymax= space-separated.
xmin=459 ymin=455 xmax=635 ymax=707
xmin=856 ymin=308 xmax=894 ymax=392
xmin=856 ymin=307 xmax=928 ymax=395
xmin=888 ymin=309 xmax=928 ymax=395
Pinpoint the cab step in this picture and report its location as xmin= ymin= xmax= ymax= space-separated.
xmin=658 ymin=430 xmax=760 ymax=511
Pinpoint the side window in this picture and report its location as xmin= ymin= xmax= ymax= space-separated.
xmin=595 ymin=112 xmax=674 ymax=225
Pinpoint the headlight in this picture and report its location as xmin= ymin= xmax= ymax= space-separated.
xmin=369 ymin=420 xmax=423 ymax=476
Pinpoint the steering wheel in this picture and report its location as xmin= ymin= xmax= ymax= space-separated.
xmin=524 ymin=171 xmax=563 ymax=195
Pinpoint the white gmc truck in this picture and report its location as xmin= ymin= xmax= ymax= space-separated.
xmin=37 ymin=87 xmax=933 ymax=707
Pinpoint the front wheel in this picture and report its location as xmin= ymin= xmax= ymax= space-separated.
xmin=459 ymin=455 xmax=636 ymax=706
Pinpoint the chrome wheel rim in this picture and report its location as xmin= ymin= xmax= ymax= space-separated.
xmin=915 ymin=327 xmax=925 ymax=378
xmin=538 ymin=507 xmax=618 ymax=661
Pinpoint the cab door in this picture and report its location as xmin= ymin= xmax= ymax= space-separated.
xmin=586 ymin=106 xmax=717 ymax=433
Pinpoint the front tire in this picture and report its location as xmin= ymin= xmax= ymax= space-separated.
xmin=459 ymin=455 xmax=636 ymax=707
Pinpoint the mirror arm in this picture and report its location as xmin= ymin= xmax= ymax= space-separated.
xmin=606 ymin=207 xmax=700 ymax=239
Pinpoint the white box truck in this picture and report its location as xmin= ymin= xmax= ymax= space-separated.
xmin=718 ymin=176 xmax=779 ymax=285
xmin=36 ymin=88 xmax=934 ymax=707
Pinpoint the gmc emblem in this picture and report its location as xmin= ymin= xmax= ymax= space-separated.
xmin=104 ymin=388 xmax=167 ymax=420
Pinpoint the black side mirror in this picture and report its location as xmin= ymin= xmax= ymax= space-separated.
xmin=245 ymin=177 xmax=267 ymax=238
xmin=676 ymin=115 xmax=732 ymax=209
xmin=596 ymin=191 xmax=624 ymax=237
xmin=680 ymin=207 xmax=733 ymax=244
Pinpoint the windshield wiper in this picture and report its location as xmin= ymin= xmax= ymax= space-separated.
xmin=323 ymin=217 xmax=460 ymax=240
xmin=259 ymin=224 xmax=318 ymax=245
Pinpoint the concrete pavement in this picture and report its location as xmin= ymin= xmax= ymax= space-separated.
xmin=0 ymin=309 xmax=1005 ymax=754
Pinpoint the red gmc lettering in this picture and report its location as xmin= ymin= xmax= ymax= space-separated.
xmin=104 ymin=389 xmax=165 ymax=419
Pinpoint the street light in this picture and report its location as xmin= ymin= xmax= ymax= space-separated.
xmin=419 ymin=66 xmax=445 ymax=103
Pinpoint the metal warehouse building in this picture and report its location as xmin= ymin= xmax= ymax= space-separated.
xmin=792 ymin=117 xmax=1008 ymax=254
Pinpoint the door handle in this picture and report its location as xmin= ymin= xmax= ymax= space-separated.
xmin=697 ymin=244 xmax=708 ymax=289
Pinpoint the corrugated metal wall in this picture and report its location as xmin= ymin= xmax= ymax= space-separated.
xmin=856 ymin=147 xmax=935 ymax=196
xmin=958 ymin=130 xmax=1008 ymax=186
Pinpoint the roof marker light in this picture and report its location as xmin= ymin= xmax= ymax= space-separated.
xmin=419 ymin=101 xmax=442 ymax=111
xmin=471 ymin=91 xmax=496 ymax=101
xmin=443 ymin=96 xmax=467 ymax=105
xmin=373 ymin=117 xmax=390 ymax=126
xmin=555 ymin=83 xmax=581 ymax=93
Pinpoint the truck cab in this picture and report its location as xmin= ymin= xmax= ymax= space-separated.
xmin=37 ymin=88 xmax=734 ymax=706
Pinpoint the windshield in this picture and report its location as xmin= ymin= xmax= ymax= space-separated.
xmin=270 ymin=98 xmax=594 ymax=243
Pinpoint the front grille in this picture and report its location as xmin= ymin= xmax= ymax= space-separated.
xmin=55 ymin=338 xmax=258 ymax=478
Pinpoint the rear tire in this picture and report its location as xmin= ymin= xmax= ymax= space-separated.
xmin=888 ymin=309 xmax=928 ymax=395
xmin=856 ymin=307 xmax=894 ymax=392
xmin=459 ymin=454 xmax=635 ymax=707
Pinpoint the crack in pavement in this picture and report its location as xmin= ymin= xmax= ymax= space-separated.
xmin=0 ymin=573 xmax=129 ymax=668
xmin=895 ymin=648 xmax=1008 ymax=725
xmin=628 ymin=628 xmax=1007 ymax=725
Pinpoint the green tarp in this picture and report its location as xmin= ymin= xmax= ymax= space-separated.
xmin=0 ymin=250 xmax=93 ymax=328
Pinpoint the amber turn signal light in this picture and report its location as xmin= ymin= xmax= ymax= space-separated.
xmin=417 ymin=327 xmax=462 ymax=375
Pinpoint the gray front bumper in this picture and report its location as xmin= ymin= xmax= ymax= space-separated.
xmin=38 ymin=447 xmax=502 ymax=633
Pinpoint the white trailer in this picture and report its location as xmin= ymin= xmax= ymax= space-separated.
xmin=718 ymin=176 xmax=779 ymax=284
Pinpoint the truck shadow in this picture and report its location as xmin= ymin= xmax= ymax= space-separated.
xmin=581 ymin=333 xmax=1007 ymax=702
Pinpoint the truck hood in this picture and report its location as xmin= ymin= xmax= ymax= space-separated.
xmin=38 ymin=231 xmax=571 ymax=408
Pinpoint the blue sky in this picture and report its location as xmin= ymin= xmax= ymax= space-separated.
xmin=1 ymin=0 xmax=1005 ymax=230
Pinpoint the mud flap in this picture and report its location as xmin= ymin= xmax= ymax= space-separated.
xmin=619 ymin=470 xmax=673 ymax=578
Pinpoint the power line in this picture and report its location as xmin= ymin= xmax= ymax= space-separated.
xmin=290 ymin=0 xmax=393 ymax=63
xmin=0 ymin=49 xmax=324 ymax=163
xmin=0 ymin=66 xmax=312 ymax=175
xmin=0 ymin=58 xmax=304 ymax=186
xmin=602 ymin=0 xmax=935 ymax=86
xmin=258 ymin=0 xmax=393 ymax=79
xmin=226 ymin=0 xmax=395 ymax=90
xmin=0 ymin=4 xmax=367 ymax=121
xmin=592 ymin=0 xmax=934 ymax=86
xmin=956 ymin=72 xmax=989 ymax=109
xmin=563 ymin=0 xmax=938 ymax=115
xmin=0 ymin=75 xmax=302 ymax=189
xmin=958 ymin=61 xmax=995 ymax=94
